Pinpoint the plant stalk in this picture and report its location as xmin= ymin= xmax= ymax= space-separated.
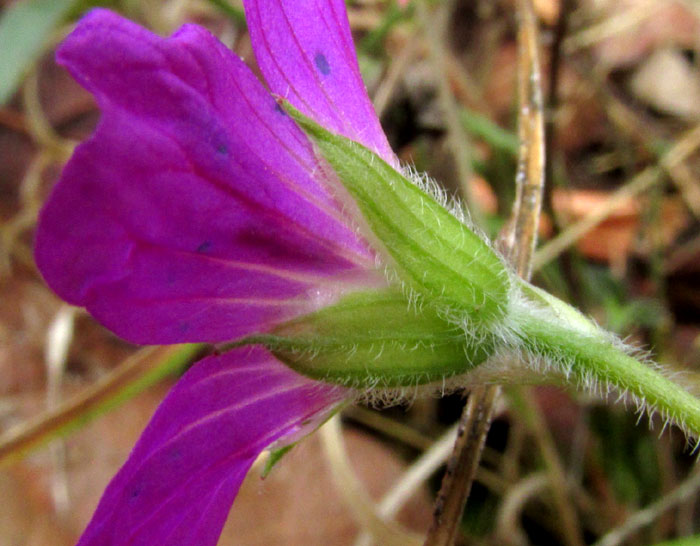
xmin=513 ymin=310 xmax=700 ymax=439
xmin=423 ymin=0 xmax=546 ymax=543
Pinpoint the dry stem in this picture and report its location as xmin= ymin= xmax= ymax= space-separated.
xmin=423 ymin=1 xmax=546 ymax=544
xmin=593 ymin=465 xmax=700 ymax=546
xmin=416 ymin=0 xmax=484 ymax=227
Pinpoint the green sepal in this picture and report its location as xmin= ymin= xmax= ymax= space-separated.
xmin=283 ymin=101 xmax=511 ymax=326
xmin=279 ymin=102 xmax=700 ymax=438
xmin=261 ymin=444 xmax=294 ymax=478
xmin=246 ymin=289 xmax=494 ymax=388
xmin=261 ymin=400 xmax=347 ymax=478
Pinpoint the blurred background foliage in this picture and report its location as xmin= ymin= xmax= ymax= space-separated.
xmin=1 ymin=0 xmax=699 ymax=544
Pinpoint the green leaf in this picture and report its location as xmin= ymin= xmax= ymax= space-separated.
xmin=0 ymin=0 xmax=78 ymax=104
xmin=248 ymin=289 xmax=493 ymax=387
xmin=283 ymin=102 xmax=511 ymax=327
xmin=652 ymin=536 xmax=700 ymax=546
xmin=203 ymin=0 xmax=246 ymax=28
xmin=460 ymin=108 xmax=519 ymax=155
xmin=358 ymin=1 xmax=408 ymax=56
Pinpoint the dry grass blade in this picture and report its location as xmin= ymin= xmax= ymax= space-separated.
xmin=423 ymin=1 xmax=546 ymax=544
xmin=593 ymin=465 xmax=700 ymax=546
xmin=44 ymin=305 xmax=76 ymax=517
xmin=0 ymin=344 xmax=202 ymax=467
xmin=495 ymin=472 xmax=548 ymax=546
xmin=415 ymin=0 xmax=483 ymax=227
xmin=320 ymin=416 xmax=424 ymax=546
xmin=533 ymin=123 xmax=700 ymax=270
xmin=509 ymin=388 xmax=584 ymax=546
xmin=563 ymin=0 xmax=658 ymax=53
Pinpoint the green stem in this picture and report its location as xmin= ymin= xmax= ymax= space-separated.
xmin=512 ymin=307 xmax=700 ymax=440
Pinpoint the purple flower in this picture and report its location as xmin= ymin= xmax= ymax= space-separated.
xmin=35 ymin=2 xmax=399 ymax=544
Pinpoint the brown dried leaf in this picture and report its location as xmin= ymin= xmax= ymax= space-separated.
xmin=591 ymin=0 xmax=700 ymax=69
xmin=629 ymin=48 xmax=700 ymax=120
xmin=552 ymin=189 xmax=689 ymax=262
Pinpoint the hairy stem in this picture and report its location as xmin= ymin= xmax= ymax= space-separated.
xmin=513 ymin=308 xmax=700 ymax=440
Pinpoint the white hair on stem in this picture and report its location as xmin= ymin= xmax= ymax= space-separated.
xmin=304 ymin=150 xmax=699 ymax=447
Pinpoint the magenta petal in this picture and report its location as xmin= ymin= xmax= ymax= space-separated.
xmin=244 ymin=0 xmax=396 ymax=165
xmin=35 ymin=10 xmax=376 ymax=344
xmin=77 ymin=346 xmax=347 ymax=546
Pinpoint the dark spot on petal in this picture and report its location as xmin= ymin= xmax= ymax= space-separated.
xmin=196 ymin=241 xmax=212 ymax=253
xmin=314 ymin=52 xmax=331 ymax=76
xmin=129 ymin=484 xmax=143 ymax=501
xmin=274 ymin=102 xmax=287 ymax=116
xmin=216 ymin=144 xmax=228 ymax=155
xmin=169 ymin=448 xmax=182 ymax=462
xmin=165 ymin=269 xmax=178 ymax=285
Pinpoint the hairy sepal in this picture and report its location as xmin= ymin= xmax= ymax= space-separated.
xmin=282 ymin=102 xmax=700 ymax=440
xmin=283 ymin=101 xmax=511 ymax=327
xmin=248 ymin=290 xmax=494 ymax=388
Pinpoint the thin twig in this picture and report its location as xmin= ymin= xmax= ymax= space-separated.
xmin=319 ymin=416 xmax=424 ymax=546
xmin=416 ymin=0 xmax=484 ymax=227
xmin=373 ymin=36 xmax=420 ymax=119
xmin=354 ymin=424 xmax=459 ymax=546
xmin=423 ymin=1 xmax=546 ymax=544
xmin=593 ymin=465 xmax=700 ymax=546
xmin=508 ymin=0 xmax=546 ymax=277
xmin=665 ymin=233 xmax=700 ymax=275
xmin=542 ymin=0 xmax=584 ymax=307
xmin=579 ymin=62 xmax=700 ymax=218
xmin=45 ymin=305 xmax=76 ymax=517
xmin=22 ymin=48 xmax=74 ymax=162
xmin=509 ymin=387 xmax=585 ymax=546
xmin=423 ymin=386 xmax=502 ymax=546
xmin=543 ymin=0 xmax=570 ymax=203
xmin=354 ymin=416 xmax=511 ymax=546
xmin=495 ymin=472 xmax=549 ymax=546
